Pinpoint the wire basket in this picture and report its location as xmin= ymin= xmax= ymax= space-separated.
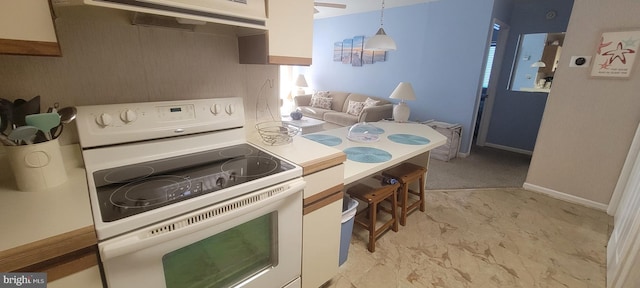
xmin=256 ymin=121 xmax=301 ymax=145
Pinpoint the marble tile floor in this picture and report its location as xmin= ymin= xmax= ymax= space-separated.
xmin=324 ymin=188 xmax=611 ymax=288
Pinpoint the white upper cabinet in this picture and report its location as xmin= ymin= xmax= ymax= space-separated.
xmin=0 ymin=0 xmax=61 ymax=56
xmin=79 ymin=0 xmax=267 ymax=30
xmin=238 ymin=0 xmax=313 ymax=65
xmin=266 ymin=0 xmax=313 ymax=64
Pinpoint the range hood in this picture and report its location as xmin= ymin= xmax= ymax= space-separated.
xmin=53 ymin=0 xmax=266 ymax=30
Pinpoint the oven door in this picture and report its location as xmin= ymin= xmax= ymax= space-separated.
xmin=99 ymin=178 xmax=304 ymax=288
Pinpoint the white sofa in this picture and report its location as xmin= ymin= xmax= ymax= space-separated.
xmin=293 ymin=92 xmax=393 ymax=127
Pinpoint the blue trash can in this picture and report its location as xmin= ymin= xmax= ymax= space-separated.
xmin=339 ymin=196 xmax=358 ymax=266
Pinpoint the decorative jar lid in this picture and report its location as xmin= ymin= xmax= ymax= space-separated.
xmin=347 ymin=122 xmax=384 ymax=142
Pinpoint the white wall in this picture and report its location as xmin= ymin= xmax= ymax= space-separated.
xmin=0 ymin=6 xmax=279 ymax=144
xmin=525 ymin=0 xmax=640 ymax=206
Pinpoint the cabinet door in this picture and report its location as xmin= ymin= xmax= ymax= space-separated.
xmin=266 ymin=0 xmax=313 ymax=65
xmin=302 ymin=199 xmax=342 ymax=288
xmin=238 ymin=0 xmax=312 ymax=65
xmin=539 ymin=45 xmax=560 ymax=75
xmin=301 ymin=164 xmax=344 ymax=288
xmin=0 ymin=0 xmax=61 ymax=56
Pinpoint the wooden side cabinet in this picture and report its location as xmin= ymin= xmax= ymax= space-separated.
xmin=238 ymin=0 xmax=313 ymax=65
xmin=0 ymin=0 xmax=62 ymax=56
xmin=539 ymin=45 xmax=562 ymax=75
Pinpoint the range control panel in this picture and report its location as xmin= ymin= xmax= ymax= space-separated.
xmin=76 ymin=98 xmax=245 ymax=148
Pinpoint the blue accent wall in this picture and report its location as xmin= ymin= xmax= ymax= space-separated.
xmin=485 ymin=0 xmax=574 ymax=151
xmin=304 ymin=0 xmax=495 ymax=153
xmin=510 ymin=33 xmax=546 ymax=90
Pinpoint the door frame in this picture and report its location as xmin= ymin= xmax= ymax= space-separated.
xmin=607 ymin=131 xmax=640 ymax=287
xmin=476 ymin=18 xmax=510 ymax=147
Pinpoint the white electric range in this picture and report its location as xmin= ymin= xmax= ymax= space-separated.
xmin=76 ymin=97 xmax=304 ymax=288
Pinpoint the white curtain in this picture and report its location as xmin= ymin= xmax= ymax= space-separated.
xmin=279 ymin=66 xmax=295 ymax=115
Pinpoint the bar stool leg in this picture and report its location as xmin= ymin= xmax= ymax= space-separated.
xmin=368 ymin=201 xmax=377 ymax=252
xmin=391 ymin=188 xmax=398 ymax=232
xmin=419 ymin=174 xmax=426 ymax=212
xmin=400 ymin=185 xmax=409 ymax=226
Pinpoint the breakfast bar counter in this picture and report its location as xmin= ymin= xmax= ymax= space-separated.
xmin=302 ymin=122 xmax=447 ymax=184
xmin=247 ymin=121 xmax=446 ymax=288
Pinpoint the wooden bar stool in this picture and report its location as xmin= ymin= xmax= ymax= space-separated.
xmin=382 ymin=162 xmax=427 ymax=226
xmin=346 ymin=181 xmax=399 ymax=252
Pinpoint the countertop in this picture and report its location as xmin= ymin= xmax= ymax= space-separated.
xmin=304 ymin=122 xmax=447 ymax=184
xmin=0 ymin=143 xmax=98 ymax=284
xmin=0 ymin=144 xmax=94 ymax=252
xmin=248 ymin=132 xmax=346 ymax=176
xmin=250 ymin=122 xmax=447 ymax=184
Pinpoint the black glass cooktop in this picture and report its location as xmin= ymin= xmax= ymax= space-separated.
xmin=92 ymin=144 xmax=295 ymax=222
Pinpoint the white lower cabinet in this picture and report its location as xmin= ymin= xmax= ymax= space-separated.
xmin=48 ymin=266 xmax=103 ymax=288
xmin=302 ymin=200 xmax=342 ymax=288
xmin=301 ymin=164 xmax=344 ymax=288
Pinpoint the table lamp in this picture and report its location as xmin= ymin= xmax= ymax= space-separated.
xmin=295 ymin=74 xmax=308 ymax=95
xmin=389 ymin=82 xmax=416 ymax=122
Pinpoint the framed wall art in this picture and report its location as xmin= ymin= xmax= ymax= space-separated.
xmin=591 ymin=30 xmax=640 ymax=78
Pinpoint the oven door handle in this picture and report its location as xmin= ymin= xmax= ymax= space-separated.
xmin=100 ymin=179 xmax=305 ymax=260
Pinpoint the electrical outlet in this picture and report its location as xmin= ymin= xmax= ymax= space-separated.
xmin=569 ymin=56 xmax=591 ymax=67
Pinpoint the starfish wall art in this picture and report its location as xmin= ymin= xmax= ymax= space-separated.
xmin=591 ymin=30 xmax=640 ymax=78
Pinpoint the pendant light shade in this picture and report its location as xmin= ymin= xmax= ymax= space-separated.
xmin=365 ymin=28 xmax=397 ymax=51
xmin=531 ymin=61 xmax=547 ymax=68
xmin=365 ymin=0 xmax=396 ymax=51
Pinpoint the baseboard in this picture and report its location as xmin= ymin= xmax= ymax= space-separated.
xmin=484 ymin=142 xmax=533 ymax=155
xmin=522 ymin=182 xmax=608 ymax=211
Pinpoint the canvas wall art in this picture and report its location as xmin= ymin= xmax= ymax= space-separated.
xmin=341 ymin=39 xmax=352 ymax=64
xmin=333 ymin=42 xmax=342 ymax=62
xmin=334 ymin=35 xmax=387 ymax=66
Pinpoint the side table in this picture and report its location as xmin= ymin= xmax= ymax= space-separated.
xmin=282 ymin=116 xmax=326 ymax=134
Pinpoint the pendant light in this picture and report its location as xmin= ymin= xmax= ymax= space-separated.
xmin=364 ymin=0 xmax=397 ymax=51
xmin=531 ymin=61 xmax=547 ymax=68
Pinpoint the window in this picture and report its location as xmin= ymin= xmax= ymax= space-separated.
xmin=482 ymin=44 xmax=496 ymax=88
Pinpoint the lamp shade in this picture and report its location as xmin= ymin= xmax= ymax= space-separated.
xmin=389 ymin=82 xmax=416 ymax=101
xmin=364 ymin=28 xmax=397 ymax=51
xmin=295 ymin=74 xmax=308 ymax=87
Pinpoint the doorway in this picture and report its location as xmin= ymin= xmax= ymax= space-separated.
xmin=476 ymin=18 xmax=509 ymax=147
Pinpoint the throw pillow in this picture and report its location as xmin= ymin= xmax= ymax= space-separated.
xmin=346 ymin=100 xmax=365 ymax=116
xmin=313 ymin=91 xmax=331 ymax=98
xmin=311 ymin=95 xmax=332 ymax=109
xmin=364 ymin=97 xmax=380 ymax=108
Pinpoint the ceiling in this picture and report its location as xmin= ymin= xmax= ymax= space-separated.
xmin=313 ymin=0 xmax=432 ymax=19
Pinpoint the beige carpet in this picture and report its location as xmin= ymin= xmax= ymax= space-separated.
xmin=325 ymin=188 xmax=610 ymax=288
xmin=426 ymin=145 xmax=531 ymax=190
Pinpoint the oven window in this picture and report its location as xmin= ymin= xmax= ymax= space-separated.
xmin=162 ymin=213 xmax=277 ymax=288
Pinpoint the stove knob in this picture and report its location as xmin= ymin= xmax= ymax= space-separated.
xmin=120 ymin=109 xmax=137 ymax=123
xmin=210 ymin=104 xmax=221 ymax=115
xmin=225 ymin=104 xmax=235 ymax=115
xmin=95 ymin=113 xmax=113 ymax=127
xmin=216 ymin=177 xmax=225 ymax=187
